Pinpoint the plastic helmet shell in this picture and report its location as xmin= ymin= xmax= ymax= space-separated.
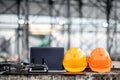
xmin=63 ymin=47 xmax=87 ymax=72
xmin=88 ymin=48 xmax=112 ymax=72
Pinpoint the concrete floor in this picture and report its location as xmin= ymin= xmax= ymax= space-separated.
xmin=112 ymin=61 xmax=120 ymax=68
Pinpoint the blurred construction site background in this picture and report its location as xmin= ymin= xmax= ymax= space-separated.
xmin=0 ymin=0 xmax=120 ymax=62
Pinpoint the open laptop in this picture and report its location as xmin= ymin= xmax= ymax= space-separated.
xmin=30 ymin=47 xmax=66 ymax=72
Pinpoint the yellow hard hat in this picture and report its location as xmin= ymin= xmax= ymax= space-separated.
xmin=88 ymin=48 xmax=112 ymax=72
xmin=63 ymin=47 xmax=87 ymax=72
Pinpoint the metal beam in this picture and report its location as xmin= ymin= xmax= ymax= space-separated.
xmin=16 ymin=0 xmax=21 ymax=61
xmin=24 ymin=0 xmax=29 ymax=61
xmin=109 ymin=0 xmax=118 ymax=56
xmin=106 ymin=0 xmax=113 ymax=54
xmin=0 ymin=0 xmax=16 ymax=14
xmin=48 ymin=0 xmax=53 ymax=46
xmin=67 ymin=0 xmax=71 ymax=50
xmin=78 ymin=0 xmax=83 ymax=48
xmin=34 ymin=0 xmax=48 ymax=16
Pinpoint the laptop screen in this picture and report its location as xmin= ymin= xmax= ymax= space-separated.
xmin=30 ymin=47 xmax=64 ymax=70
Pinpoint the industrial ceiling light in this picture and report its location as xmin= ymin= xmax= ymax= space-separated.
xmin=56 ymin=17 xmax=66 ymax=25
xmin=18 ymin=19 xmax=25 ymax=24
xmin=102 ymin=22 xmax=108 ymax=28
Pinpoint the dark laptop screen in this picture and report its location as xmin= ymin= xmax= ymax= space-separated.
xmin=30 ymin=47 xmax=64 ymax=70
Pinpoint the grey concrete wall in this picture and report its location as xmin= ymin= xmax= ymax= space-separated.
xmin=0 ymin=72 xmax=120 ymax=80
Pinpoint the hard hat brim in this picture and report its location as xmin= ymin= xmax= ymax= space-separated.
xmin=65 ymin=66 xmax=86 ymax=72
xmin=90 ymin=67 xmax=111 ymax=73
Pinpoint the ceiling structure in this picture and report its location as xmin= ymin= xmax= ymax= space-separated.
xmin=1 ymin=0 xmax=120 ymax=18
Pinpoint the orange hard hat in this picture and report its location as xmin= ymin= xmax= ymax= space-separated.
xmin=63 ymin=47 xmax=87 ymax=72
xmin=88 ymin=48 xmax=112 ymax=72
